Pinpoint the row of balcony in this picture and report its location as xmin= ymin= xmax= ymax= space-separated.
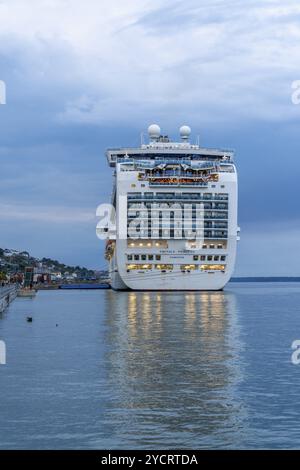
xmin=127 ymin=212 xmax=228 ymax=220
xmin=126 ymin=230 xmax=228 ymax=239
xmin=128 ymin=207 xmax=227 ymax=212
xmin=127 ymin=220 xmax=228 ymax=229
xmin=128 ymin=203 xmax=228 ymax=211
xmin=127 ymin=193 xmax=228 ymax=201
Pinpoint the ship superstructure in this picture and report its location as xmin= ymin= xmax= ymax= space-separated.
xmin=98 ymin=124 xmax=239 ymax=290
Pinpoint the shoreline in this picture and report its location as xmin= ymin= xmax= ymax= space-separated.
xmin=34 ymin=277 xmax=300 ymax=290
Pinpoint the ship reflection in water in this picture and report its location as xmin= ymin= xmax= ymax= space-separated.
xmin=102 ymin=289 xmax=245 ymax=449
xmin=3 ymin=285 xmax=300 ymax=449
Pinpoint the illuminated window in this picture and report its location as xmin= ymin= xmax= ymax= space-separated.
xmin=127 ymin=239 xmax=168 ymax=248
xmin=217 ymin=244 xmax=223 ymax=249
xmin=127 ymin=239 xmax=168 ymax=249
xmin=141 ymin=264 xmax=152 ymax=270
xmin=127 ymin=264 xmax=152 ymax=270
xmin=209 ymin=244 xmax=215 ymax=249
xmin=155 ymin=264 xmax=173 ymax=270
xmin=200 ymin=264 xmax=225 ymax=271
xmin=193 ymin=255 xmax=199 ymax=261
xmin=181 ymin=264 xmax=197 ymax=271
xmin=202 ymin=244 xmax=207 ymax=249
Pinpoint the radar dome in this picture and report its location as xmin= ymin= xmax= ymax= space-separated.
xmin=180 ymin=125 xmax=191 ymax=140
xmin=148 ymin=124 xmax=161 ymax=140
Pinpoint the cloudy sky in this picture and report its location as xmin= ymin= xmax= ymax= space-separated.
xmin=1 ymin=0 xmax=300 ymax=275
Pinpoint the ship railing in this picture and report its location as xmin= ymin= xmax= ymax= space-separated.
xmin=126 ymin=234 xmax=229 ymax=240
xmin=149 ymin=182 xmax=209 ymax=187
xmin=127 ymin=206 xmax=228 ymax=212
xmin=126 ymin=222 xmax=228 ymax=230
xmin=127 ymin=195 xmax=228 ymax=201
xmin=127 ymin=213 xmax=228 ymax=219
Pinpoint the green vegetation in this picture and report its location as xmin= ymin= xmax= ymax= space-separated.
xmin=0 ymin=248 xmax=97 ymax=280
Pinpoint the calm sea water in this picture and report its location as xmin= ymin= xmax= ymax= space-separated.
xmin=0 ymin=283 xmax=300 ymax=449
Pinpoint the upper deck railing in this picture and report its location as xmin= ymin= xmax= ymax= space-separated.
xmin=106 ymin=145 xmax=234 ymax=167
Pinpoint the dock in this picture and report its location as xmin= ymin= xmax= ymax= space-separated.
xmin=58 ymin=283 xmax=110 ymax=290
xmin=0 ymin=285 xmax=18 ymax=313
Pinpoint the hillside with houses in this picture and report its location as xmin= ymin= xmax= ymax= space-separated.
xmin=0 ymin=248 xmax=105 ymax=283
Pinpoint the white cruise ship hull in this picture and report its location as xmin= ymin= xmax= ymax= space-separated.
xmin=102 ymin=124 xmax=239 ymax=291
xmin=115 ymin=272 xmax=232 ymax=291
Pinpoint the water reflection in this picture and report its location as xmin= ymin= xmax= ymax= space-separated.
xmin=103 ymin=290 xmax=245 ymax=449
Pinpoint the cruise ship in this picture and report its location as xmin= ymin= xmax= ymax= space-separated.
xmin=98 ymin=124 xmax=239 ymax=290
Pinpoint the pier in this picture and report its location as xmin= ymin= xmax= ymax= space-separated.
xmin=0 ymin=285 xmax=18 ymax=313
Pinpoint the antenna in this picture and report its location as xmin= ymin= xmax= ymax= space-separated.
xmin=196 ymin=135 xmax=200 ymax=147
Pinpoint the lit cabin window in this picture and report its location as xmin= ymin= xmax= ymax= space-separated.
xmin=155 ymin=264 xmax=173 ymax=270
xmin=127 ymin=264 xmax=152 ymax=270
xmin=181 ymin=264 xmax=197 ymax=271
xmin=200 ymin=264 xmax=225 ymax=271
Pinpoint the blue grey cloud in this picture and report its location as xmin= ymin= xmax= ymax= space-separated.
xmin=0 ymin=0 xmax=300 ymax=273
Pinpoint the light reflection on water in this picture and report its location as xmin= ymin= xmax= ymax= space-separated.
xmin=2 ymin=284 xmax=300 ymax=449
xmin=100 ymin=289 xmax=245 ymax=449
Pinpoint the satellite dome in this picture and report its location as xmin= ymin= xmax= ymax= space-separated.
xmin=180 ymin=125 xmax=191 ymax=140
xmin=148 ymin=124 xmax=161 ymax=140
